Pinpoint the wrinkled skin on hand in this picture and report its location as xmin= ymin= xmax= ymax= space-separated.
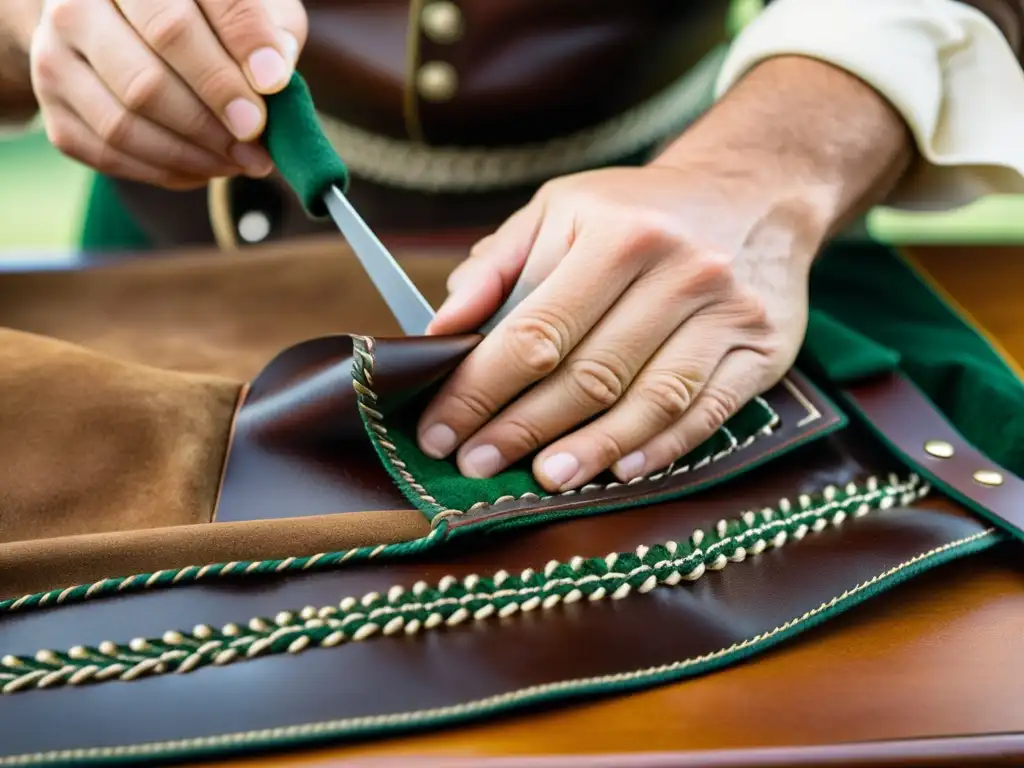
xmin=417 ymin=161 xmax=827 ymax=492
xmin=28 ymin=0 xmax=307 ymax=188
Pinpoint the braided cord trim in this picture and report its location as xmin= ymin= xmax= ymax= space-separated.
xmin=0 ymin=473 xmax=927 ymax=695
xmin=316 ymin=46 xmax=726 ymax=192
xmin=0 ymin=523 xmax=448 ymax=616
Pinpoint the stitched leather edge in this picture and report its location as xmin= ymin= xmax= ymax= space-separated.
xmin=352 ymin=335 xmax=846 ymax=532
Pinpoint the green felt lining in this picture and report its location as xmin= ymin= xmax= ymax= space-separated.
xmin=803 ymin=241 xmax=1024 ymax=477
xmin=263 ymin=73 xmax=349 ymax=218
xmin=352 ymin=340 xmax=791 ymax=531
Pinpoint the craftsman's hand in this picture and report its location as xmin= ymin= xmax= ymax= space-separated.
xmin=416 ymin=164 xmax=820 ymax=491
xmin=27 ymin=0 xmax=307 ymax=188
xmin=416 ymin=56 xmax=913 ymax=492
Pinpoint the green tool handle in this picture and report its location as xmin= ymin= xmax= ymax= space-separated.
xmin=262 ymin=73 xmax=349 ymax=219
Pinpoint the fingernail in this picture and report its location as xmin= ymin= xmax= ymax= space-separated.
xmin=420 ymin=423 xmax=457 ymax=458
xmin=461 ymin=444 xmax=504 ymax=478
xmin=248 ymin=46 xmax=291 ymax=91
xmin=224 ymin=99 xmax=263 ymax=141
xmin=281 ymin=32 xmax=300 ymax=65
xmin=613 ymin=451 xmax=646 ymax=480
xmin=230 ymin=143 xmax=273 ymax=177
xmin=541 ymin=452 xmax=579 ymax=487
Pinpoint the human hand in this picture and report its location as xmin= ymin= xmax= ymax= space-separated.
xmin=414 ymin=162 xmax=827 ymax=491
xmin=27 ymin=0 xmax=306 ymax=189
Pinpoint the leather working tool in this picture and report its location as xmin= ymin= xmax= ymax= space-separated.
xmin=264 ymin=74 xmax=531 ymax=336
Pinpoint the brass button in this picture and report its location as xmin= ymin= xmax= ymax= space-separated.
xmin=923 ymin=439 xmax=954 ymax=459
xmin=416 ymin=61 xmax=458 ymax=102
xmin=421 ymin=1 xmax=464 ymax=44
xmin=973 ymin=469 xmax=1004 ymax=487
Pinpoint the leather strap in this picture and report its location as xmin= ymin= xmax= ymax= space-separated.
xmin=844 ymin=374 xmax=1024 ymax=541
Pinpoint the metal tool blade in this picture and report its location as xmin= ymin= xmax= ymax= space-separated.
xmin=324 ymin=185 xmax=436 ymax=335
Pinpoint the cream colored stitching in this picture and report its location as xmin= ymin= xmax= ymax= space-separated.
xmin=350 ymin=336 xmax=782 ymax=527
xmin=0 ymin=473 xmax=927 ymax=695
xmin=0 ymin=524 xmax=993 ymax=766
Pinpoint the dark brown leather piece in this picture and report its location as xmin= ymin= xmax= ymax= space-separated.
xmin=298 ymin=0 xmax=730 ymax=144
xmin=845 ymin=374 xmax=1024 ymax=540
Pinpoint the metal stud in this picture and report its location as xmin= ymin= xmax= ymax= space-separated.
xmin=421 ymin=1 xmax=464 ymax=44
xmin=923 ymin=439 xmax=954 ymax=459
xmin=973 ymin=469 xmax=1004 ymax=487
xmin=416 ymin=61 xmax=458 ymax=102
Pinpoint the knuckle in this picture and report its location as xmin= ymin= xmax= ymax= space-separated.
xmin=733 ymin=288 xmax=773 ymax=331
xmin=97 ymin=107 xmax=134 ymax=147
xmin=634 ymin=370 xmax=699 ymax=422
xmin=210 ymin=0 xmax=272 ymax=47
xmin=46 ymin=0 xmax=83 ymax=32
xmin=193 ymin=65 xmax=247 ymax=106
xmin=142 ymin=5 xmax=194 ymax=53
xmin=564 ymin=356 xmax=629 ymax=410
xmin=44 ymin=116 xmax=76 ymax=156
xmin=698 ymin=388 xmax=739 ymax=432
xmin=446 ymin=387 xmax=498 ymax=424
xmin=589 ymin=430 xmax=628 ymax=469
xmin=689 ymin=251 xmax=737 ymax=294
xmin=30 ymin=47 xmax=60 ymax=87
xmin=619 ymin=221 xmax=676 ymax=259
xmin=492 ymin=417 xmax=547 ymax=454
xmin=503 ymin=313 xmax=569 ymax=377
xmin=121 ymin=67 xmax=166 ymax=113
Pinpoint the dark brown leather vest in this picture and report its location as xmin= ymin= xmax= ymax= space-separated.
xmin=110 ymin=0 xmax=733 ymax=250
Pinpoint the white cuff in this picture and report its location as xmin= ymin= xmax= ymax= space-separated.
xmin=715 ymin=0 xmax=1024 ymax=211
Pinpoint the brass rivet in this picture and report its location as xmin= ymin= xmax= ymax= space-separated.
xmin=416 ymin=61 xmax=458 ymax=102
xmin=923 ymin=439 xmax=954 ymax=459
xmin=973 ymin=469 xmax=1004 ymax=487
xmin=422 ymin=1 xmax=464 ymax=44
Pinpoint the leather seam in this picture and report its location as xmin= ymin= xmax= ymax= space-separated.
xmin=0 ymin=473 xmax=930 ymax=696
xmin=350 ymin=335 xmax=785 ymax=527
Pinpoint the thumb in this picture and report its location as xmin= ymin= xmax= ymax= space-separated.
xmin=427 ymin=201 xmax=542 ymax=335
xmin=264 ymin=0 xmax=308 ymax=67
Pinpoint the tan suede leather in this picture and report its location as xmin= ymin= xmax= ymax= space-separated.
xmin=0 ymin=328 xmax=241 ymax=544
xmin=0 ymin=238 xmax=456 ymax=595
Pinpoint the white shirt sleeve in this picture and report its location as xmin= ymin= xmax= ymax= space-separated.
xmin=715 ymin=0 xmax=1024 ymax=211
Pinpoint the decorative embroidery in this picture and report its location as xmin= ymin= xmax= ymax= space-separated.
xmin=0 ymin=526 xmax=995 ymax=767
xmin=0 ymin=473 xmax=927 ymax=695
xmin=350 ymin=335 xmax=781 ymax=528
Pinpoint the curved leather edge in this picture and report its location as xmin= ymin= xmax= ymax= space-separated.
xmin=214 ymin=334 xmax=477 ymax=524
